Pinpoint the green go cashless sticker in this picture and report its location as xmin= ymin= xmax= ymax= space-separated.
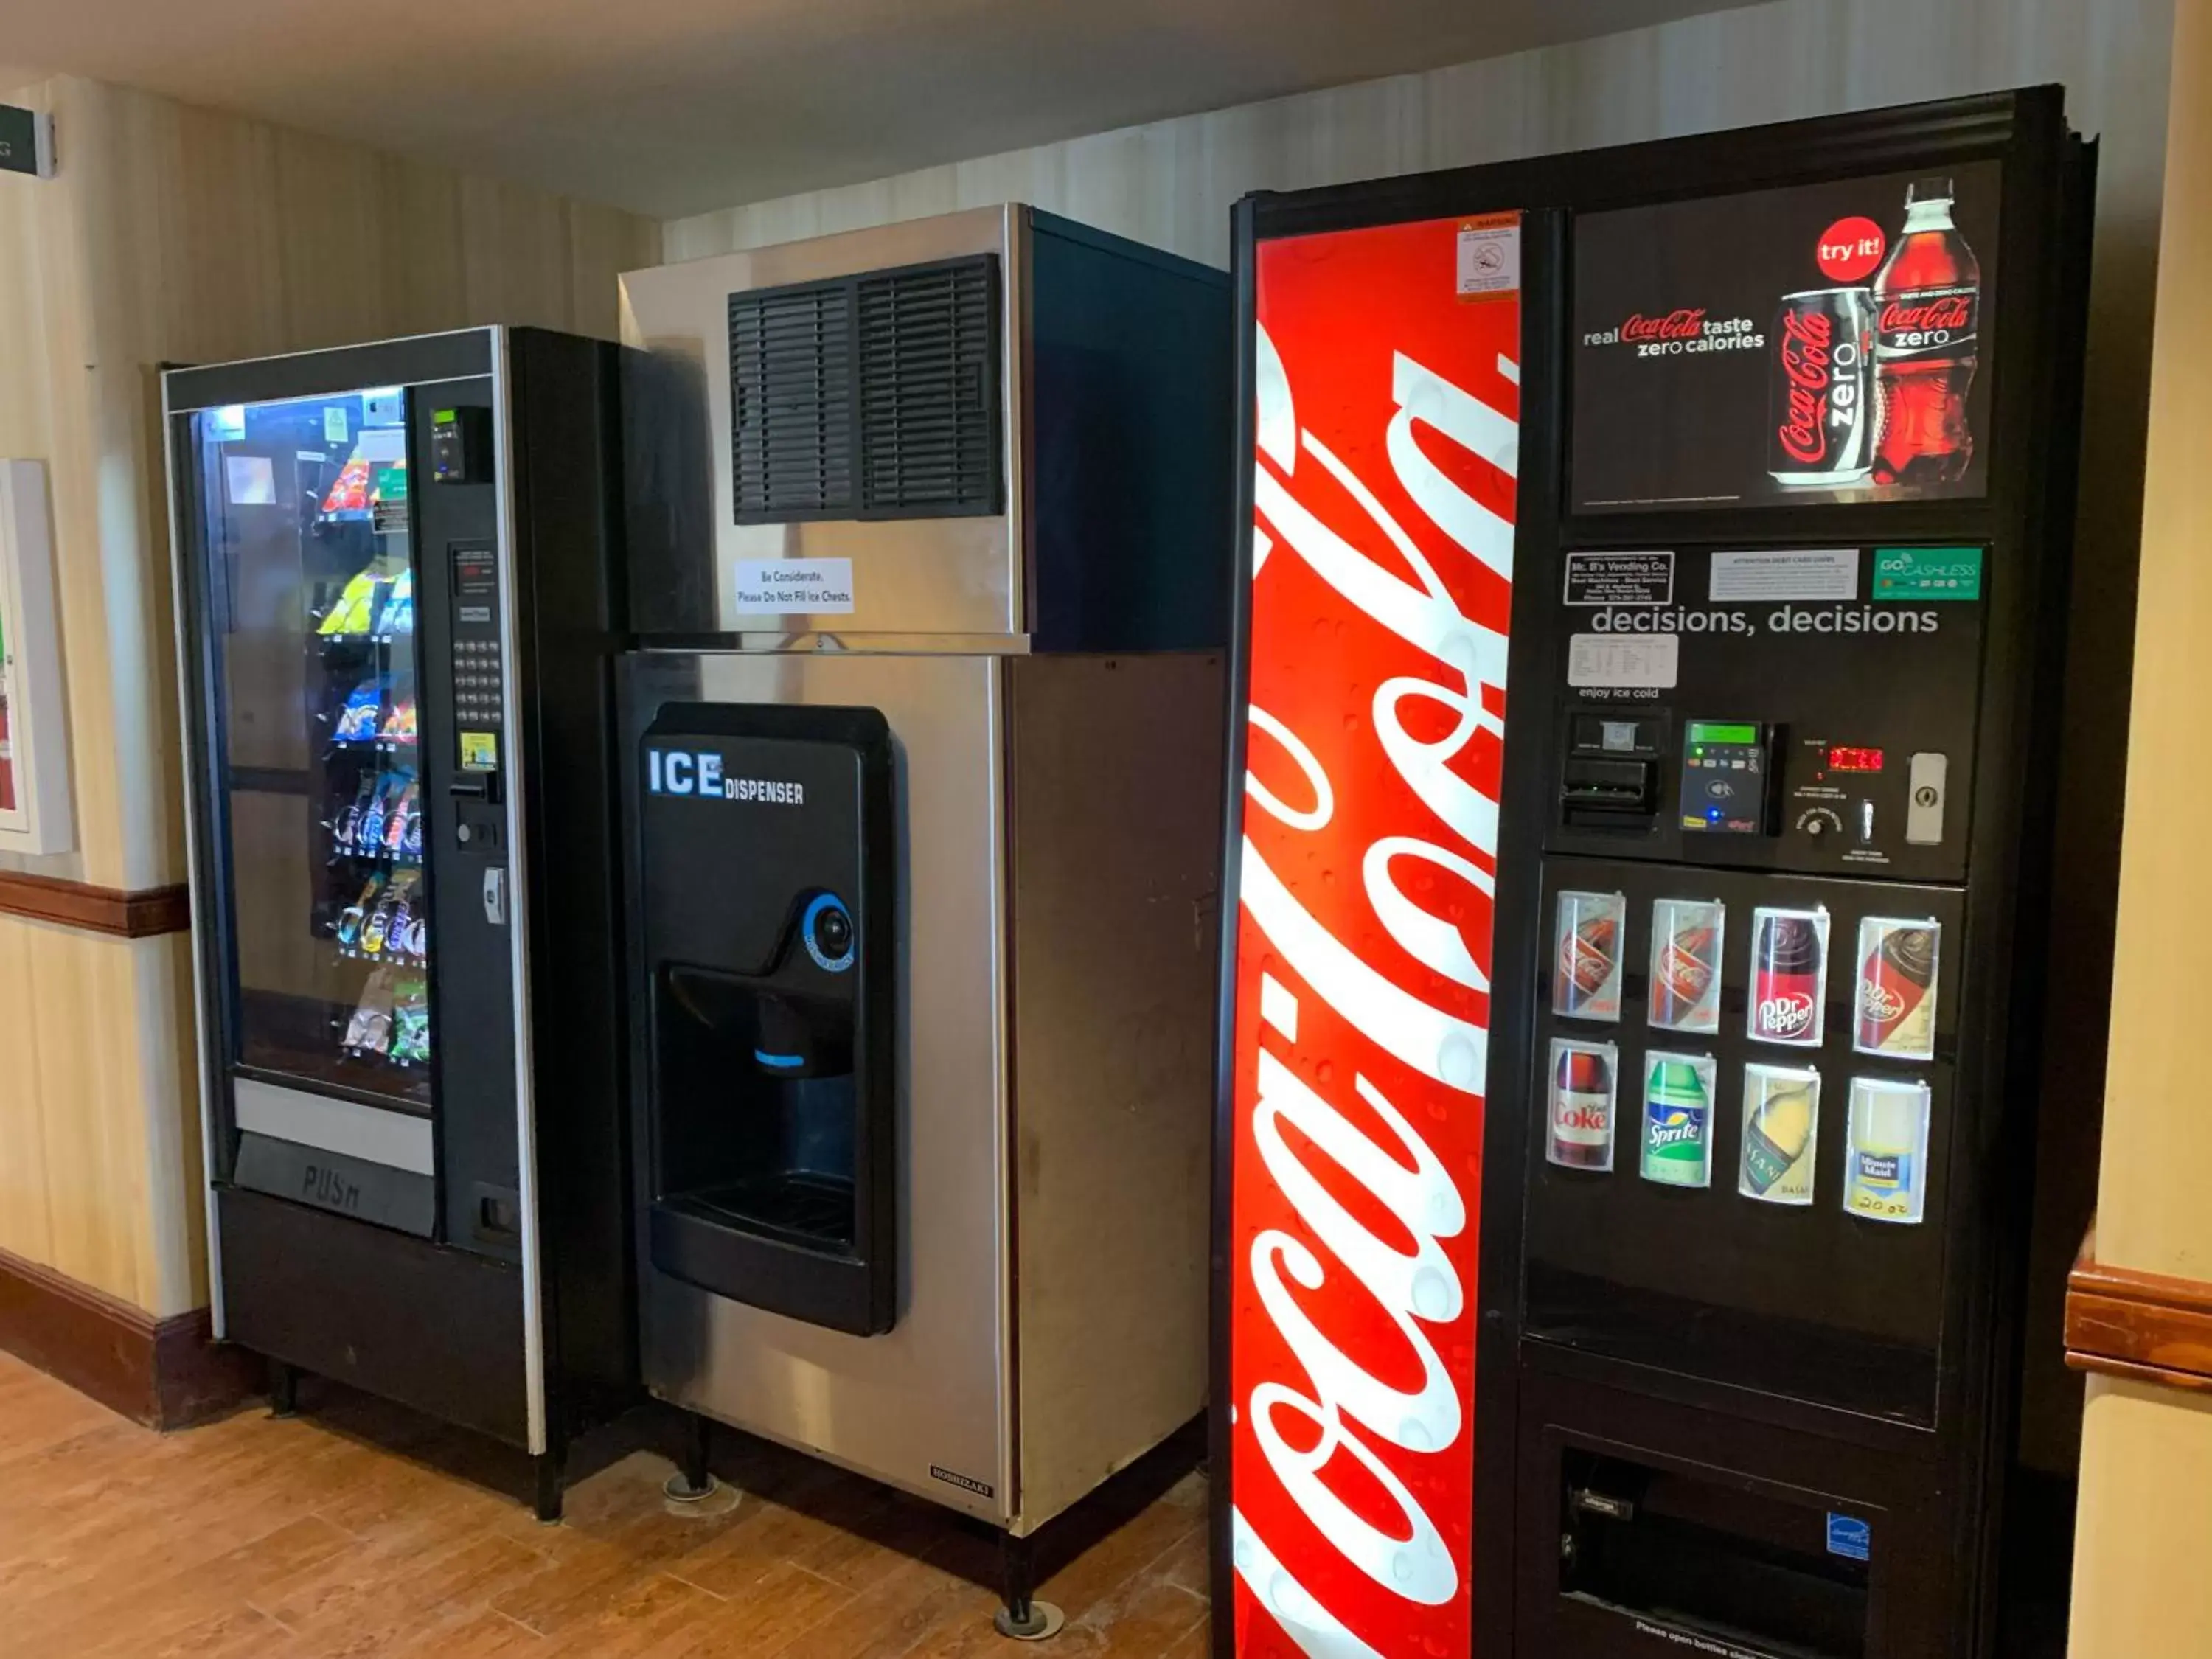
xmin=1871 ymin=546 xmax=1983 ymax=601
xmin=459 ymin=731 xmax=499 ymax=772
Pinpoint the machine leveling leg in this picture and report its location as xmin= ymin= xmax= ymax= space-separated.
xmin=663 ymin=1412 xmax=719 ymax=1503
xmin=268 ymin=1359 xmax=300 ymax=1419
xmin=534 ymin=1446 xmax=566 ymax=1525
xmin=993 ymin=1531 xmax=1066 ymax=1641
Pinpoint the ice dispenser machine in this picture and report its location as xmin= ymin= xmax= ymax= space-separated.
xmin=617 ymin=204 xmax=1231 ymax=1629
xmin=637 ymin=706 xmax=894 ymax=1337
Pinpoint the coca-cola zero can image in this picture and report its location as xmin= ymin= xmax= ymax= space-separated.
xmin=1649 ymin=897 xmax=1725 ymax=1033
xmin=1749 ymin=905 xmax=1830 ymax=1046
xmin=1548 ymin=1038 xmax=1618 ymax=1172
xmin=1769 ymin=287 xmax=1874 ymax=487
xmin=1855 ymin=917 xmax=1941 ymax=1059
xmin=1552 ymin=889 xmax=1627 ymax=1021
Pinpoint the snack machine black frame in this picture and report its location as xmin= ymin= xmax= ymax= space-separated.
xmin=168 ymin=327 xmax=637 ymax=1512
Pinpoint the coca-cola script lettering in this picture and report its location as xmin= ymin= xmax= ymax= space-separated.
xmin=1775 ymin=307 xmax=1835 ymax=463
xmin=1877 ymin=288 xmax=1980 ymax=356
xmin=1879 ymin=294 xmax=1972 ymax=334
xmin=1227 ymin=215 xmax=1521 ymax=1657
xmin=1622 ymin=307 xmax=1708 ymax=341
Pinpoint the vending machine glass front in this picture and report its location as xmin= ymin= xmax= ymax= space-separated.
xmin=192 ymin=389 xmax=434 ymax=1110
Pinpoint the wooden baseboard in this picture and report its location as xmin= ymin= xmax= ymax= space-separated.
xmin=0 ymin=1245 xmax=261 ymax=1427
xmin=0 ymin=870 xmax=190 ymax=937
xmin=2065 ymin=1224 xmax=2212 ymax=1394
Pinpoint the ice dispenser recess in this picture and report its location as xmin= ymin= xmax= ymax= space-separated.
xmin=638 ymin=703 xmax=895 ymax=1337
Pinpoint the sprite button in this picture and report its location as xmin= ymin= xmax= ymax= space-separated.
xmin=1642 ymin=1055 xmax=1713 ymax=1188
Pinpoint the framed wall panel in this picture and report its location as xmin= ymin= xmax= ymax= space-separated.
xmin=0 ymin=459 xmax=72 ymax=855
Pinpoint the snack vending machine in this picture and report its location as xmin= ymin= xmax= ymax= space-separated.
xmin=1213 ymin=90 xmax=2092 ymax=1659
xmin=168 ymin=328 xmax=636 ymax=1513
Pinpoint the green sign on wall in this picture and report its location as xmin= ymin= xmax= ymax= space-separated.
xmin=0 ymin=106 xmax=53 ymax=180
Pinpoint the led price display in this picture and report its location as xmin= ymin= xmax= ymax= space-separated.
xmin=1826 ymin=745 xmax=1885 ymax=773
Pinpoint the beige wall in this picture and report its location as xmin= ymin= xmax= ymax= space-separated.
xmin=2070 ymin=1 xmax=2212 ymax=1645
xmin=0 ymin=75 xmax=655 ymax=1315
xmin=667 ymin=0 xmax=2171 ymax=1476
xmin=2086 ymin=0 xmax=2212 ymax=1285
xmin=2072 ymin=1378 xmax=2212 ymax=1658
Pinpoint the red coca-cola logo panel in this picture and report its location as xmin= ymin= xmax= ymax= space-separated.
xmin=1226 ymin=215 xmax=1520 ymax=1658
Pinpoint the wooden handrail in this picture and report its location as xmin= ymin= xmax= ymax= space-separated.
xmin=2065 ymin=1224 xmax=2212 ymax=1394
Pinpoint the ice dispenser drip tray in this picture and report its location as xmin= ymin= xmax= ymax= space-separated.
xmin=661 ymin=964 xmax=859 ymax=1247
xmin=639 ymin=703 xmax=895 ymax=1338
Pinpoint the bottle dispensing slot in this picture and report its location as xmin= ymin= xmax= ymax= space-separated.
xmin=1556 ymin=1447 xmax=1871 ymax=1659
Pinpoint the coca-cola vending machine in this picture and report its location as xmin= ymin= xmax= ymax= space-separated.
xmin=1212 ymin=89 xmax=2093 ymax=1659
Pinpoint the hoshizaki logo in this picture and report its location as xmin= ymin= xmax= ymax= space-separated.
xmin=929 ymin=1465 xmax=994 ymax=1498
xmin=646 ymin=748 xmax=804 ymax=804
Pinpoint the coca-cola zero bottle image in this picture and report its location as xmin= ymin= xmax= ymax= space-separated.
xmin=1871 ymin=176 xmax=1980 ymax=486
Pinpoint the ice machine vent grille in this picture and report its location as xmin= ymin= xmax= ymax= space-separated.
xmin=855 ymin=258 xmax=1000 ymax=514
xmin=729 ymin=284 xmax=855 ymax=518
xmin=726 ymin=254 xmax=1002 ymax=524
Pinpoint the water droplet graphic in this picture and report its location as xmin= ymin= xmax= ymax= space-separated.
xmin=1411 ymin=1265 xmax=1455 ymax=1321
xmin=1439 ymin=1034 xmax=1480 ymax=1088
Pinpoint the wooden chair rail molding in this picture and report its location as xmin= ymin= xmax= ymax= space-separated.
xmin=2066 ymin=1224 xmax=2212 ymax=1394
xmin=0 ymin=869 xmax=189 ymax=938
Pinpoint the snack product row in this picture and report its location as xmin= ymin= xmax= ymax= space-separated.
xmin=342 ymin=967 xmax=430 ymax=1067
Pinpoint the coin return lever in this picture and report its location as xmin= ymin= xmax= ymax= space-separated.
xmin=1560 ymin=711 xmax=1665 ymax=832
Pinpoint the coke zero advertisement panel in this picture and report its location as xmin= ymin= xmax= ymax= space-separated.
xmin=1228 ymin=217 xmax=1520 ymax=1658
xmin=1572 ymin=161 xmax=2000 ymax=511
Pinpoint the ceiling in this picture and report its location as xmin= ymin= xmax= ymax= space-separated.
xmin=6 ymin=1 xmax=1756 ymax=220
